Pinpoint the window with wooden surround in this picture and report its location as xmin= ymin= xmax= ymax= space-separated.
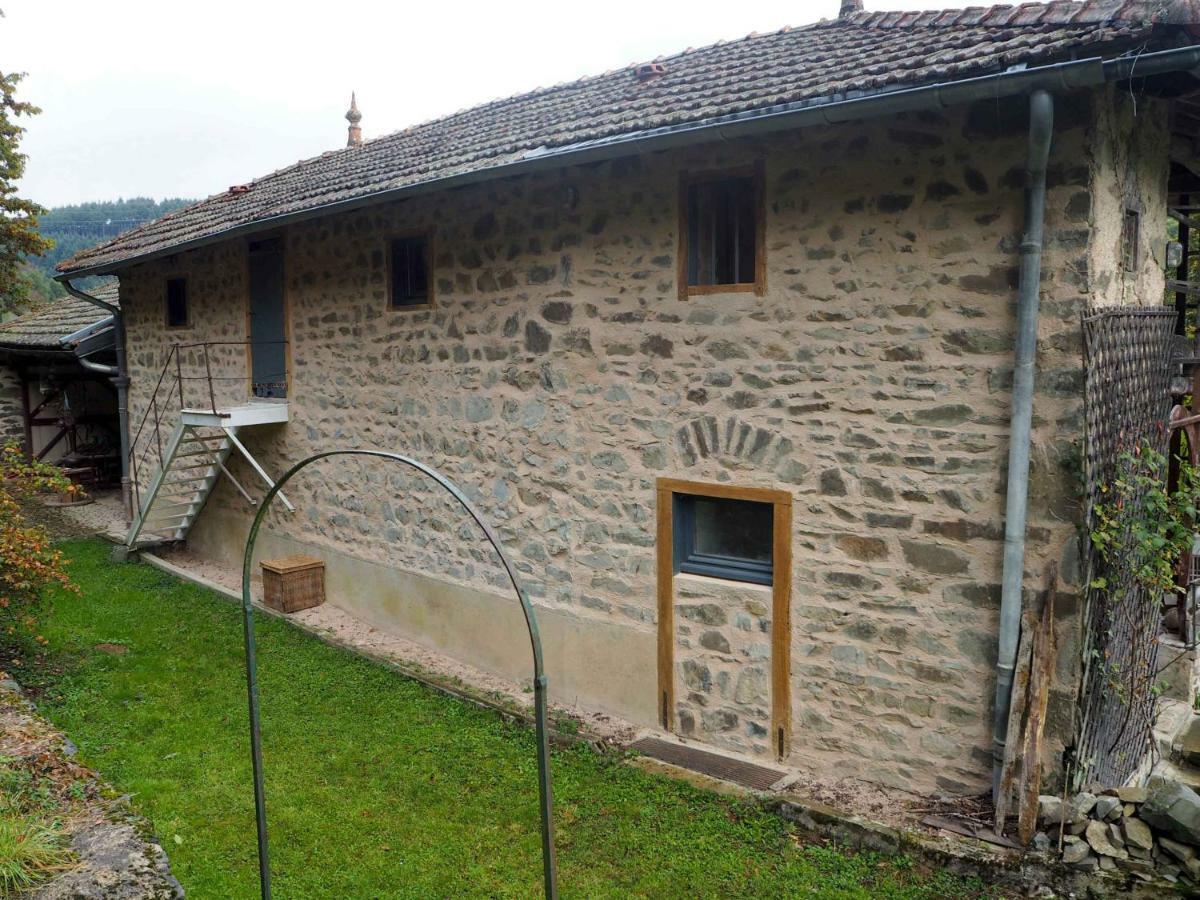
xmin=389 ymin=235 xmax=431 ymax=309
xmin=679 ymin=164 xmax=765 ymax=299
xmin=165 ymin=277 xmax=188 ymax=328
xmin=673 ymin=493 xmax=773 ymax=585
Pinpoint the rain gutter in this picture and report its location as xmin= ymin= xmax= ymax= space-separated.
xmin=56 ymin=44 xmax=1200 ymax=282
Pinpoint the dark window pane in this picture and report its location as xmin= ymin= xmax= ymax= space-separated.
xmin=685 ymin=175 xmax=756 ymax=288
xmin=390 ymin=237 xmax=429 ymax=307
xmin=691 ymin=497 xmax=773 ymax=562
xmin=166 ymin=278 xmax=187 ymax=327
xmin=674 ymin=493 xmax=774 ymax=585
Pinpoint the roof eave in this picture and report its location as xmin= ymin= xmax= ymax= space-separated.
xmin=55 ymin=44 xmax=1200 ymax=280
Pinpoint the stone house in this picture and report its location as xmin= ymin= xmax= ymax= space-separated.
xmin=55 ymin=0 xmax=1200 ymax=798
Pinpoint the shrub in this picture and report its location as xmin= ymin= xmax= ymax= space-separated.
xmin=0 ymin=443 xmax=75 ymax=641
xmin=1090 ymin=445 xmax=1200 ymax=597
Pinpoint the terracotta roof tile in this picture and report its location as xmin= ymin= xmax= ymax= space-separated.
xmin=0 ymin=283 xmax=118 ymax=350
xmin=59 ymin=0 xmax=1192 ymax=275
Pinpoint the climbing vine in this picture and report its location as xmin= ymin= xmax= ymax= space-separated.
xmin=1090 ymin=445 xmax=1200 ymax=598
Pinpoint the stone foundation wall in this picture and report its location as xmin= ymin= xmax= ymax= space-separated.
xmin=115 ymin=91 xmax=1155 ymax=795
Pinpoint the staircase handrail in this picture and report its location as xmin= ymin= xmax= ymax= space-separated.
xmin=126 ymin=340 xmax=289 ymax=515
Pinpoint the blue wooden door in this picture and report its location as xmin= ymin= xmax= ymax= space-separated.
xmin=248 ymin=238 xmax=287 ymax=398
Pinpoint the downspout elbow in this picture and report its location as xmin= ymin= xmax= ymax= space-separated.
xmin=76 ymin=356 xmax=118 ymax=377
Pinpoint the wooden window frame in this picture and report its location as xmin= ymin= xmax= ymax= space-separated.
xmin=656 ymin=477 xmax=792 ymax=759
xmin=386 ymin=232 xmax=435 ymax=312
xmin=674 ymin=493 xmax=774 ymax=585
xmin=676 ymin=161 xmax=767 ymax=301
xmin=164 ymin=276 xmax=190 ymax=330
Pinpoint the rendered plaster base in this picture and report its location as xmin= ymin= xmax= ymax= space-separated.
xmin=187 ymin=510 xmax=658 ymax=725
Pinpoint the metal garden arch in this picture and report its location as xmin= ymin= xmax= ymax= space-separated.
xmin=239 ymin=449 xmax=557 ymax=898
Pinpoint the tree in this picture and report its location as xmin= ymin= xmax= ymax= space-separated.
xmin=0 ymin=66 xmax=51 ymax=311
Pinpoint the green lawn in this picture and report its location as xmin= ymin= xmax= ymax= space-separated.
xmin=8 ymin=539 xmax=993 ymax=898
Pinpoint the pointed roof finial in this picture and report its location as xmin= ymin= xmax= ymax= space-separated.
xmin=346 ymin=92 xmax=363 ymax=148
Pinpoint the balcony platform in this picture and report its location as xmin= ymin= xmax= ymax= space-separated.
xmin=180 ymin=399 xmax=289 ymax=428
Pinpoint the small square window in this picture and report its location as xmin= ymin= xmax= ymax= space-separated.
xmin=674 ymin=493 xmax=773 ymax=585
xmin=680 ymin=165 xmax=764 ymax=299
xmin=165 ymin=277 xmax=188 ymax=328
xmin=389 ymin=236 xmax=430 ymax=308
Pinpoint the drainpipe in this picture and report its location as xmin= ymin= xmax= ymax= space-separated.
xmin=61 ymin=280 xmax=132 ymax=521
xmin=993 ymin=89 xmax=1054 ymax=799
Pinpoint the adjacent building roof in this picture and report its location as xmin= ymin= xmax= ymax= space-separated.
xmin=58 ymin=0 xmax=1197 ymax=276
xmin=0 ymin=282 xmax=118 ymax=351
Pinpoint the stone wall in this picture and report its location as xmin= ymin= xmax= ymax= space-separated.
xmin=0 ymin=366 xmax=25 ymax=449
xmin=116 ymin=91 xmax=1148 ymax=795
xmin=1088 ymin=89 xmax=1171 ymax=308
xmin=674 ymin=573 xmax=774 ymax=757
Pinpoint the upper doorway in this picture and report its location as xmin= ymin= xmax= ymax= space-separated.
xmin=248 ymin=237 xmax=288 ymax=399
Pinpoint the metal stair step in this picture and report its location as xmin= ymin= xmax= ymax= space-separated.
xmin=126 ymin=407 xmax=289 ymax=548
xmin=152 ymin=500 xmax=201 ymax=512
xmin=174 ymin=447 xmax=226 ymax=459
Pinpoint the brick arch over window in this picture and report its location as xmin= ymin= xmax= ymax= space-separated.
xmin=674 ymin=415 xmax=794 ymax=471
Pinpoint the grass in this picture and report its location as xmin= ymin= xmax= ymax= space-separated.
xmin=0 ymin=742 xmax=79 ymax=893
xmin=8 ymin=539 xmax=997 ymax=898
xmin=0 ymin=815 xmax=69 ymax=893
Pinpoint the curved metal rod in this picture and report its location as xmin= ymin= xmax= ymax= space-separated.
xmin=239 ymin=449 xmax=557 ymax=899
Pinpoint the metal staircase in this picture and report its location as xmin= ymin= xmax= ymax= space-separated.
xmin=124 ymin=341 xmax=293 ymax=549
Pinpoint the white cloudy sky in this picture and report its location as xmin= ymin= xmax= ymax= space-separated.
xmin=7 ymin=0 xmax=935 ymax=208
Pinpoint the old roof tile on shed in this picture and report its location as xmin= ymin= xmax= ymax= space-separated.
xmin=0 ymin=283 xmax=118 ymax=351
xmin=57 ymin=0 xmax=1197 ymax=276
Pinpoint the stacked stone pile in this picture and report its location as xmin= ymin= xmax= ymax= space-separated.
xmin=1037 ymin=778 xmax=1200 ymax=885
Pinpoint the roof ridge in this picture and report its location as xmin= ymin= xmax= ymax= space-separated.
xmin=838 ymin=0 xmax=1197 ymax=28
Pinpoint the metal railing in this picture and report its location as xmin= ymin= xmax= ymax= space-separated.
xmin=128 ymin=341 xmax=288 ymax=516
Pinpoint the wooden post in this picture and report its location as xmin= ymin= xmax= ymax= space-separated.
xmin=993 ymin=561 xmax=1058 ymax=840
xmin=1016 ymin=563 xmax=1058 ymax=845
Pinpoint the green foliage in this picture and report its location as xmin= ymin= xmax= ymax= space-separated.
xmin=28 ymin=197 xmax=195 ymax=286
xmin=0 ymin=443 xmax=77 ymax=641
xmin=14 ymin=262 xmax=64 ymax=304
xmin=0 ymin=67 xmax=51 ymax=312
xmin=17 ymin=539 xmax=997 ymax=899
xmin=1090 ymin=446 xmax=1200 ymax=597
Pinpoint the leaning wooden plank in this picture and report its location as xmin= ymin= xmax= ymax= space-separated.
xmin=994 ymin=603 xmax=1037 ymax=835
xmin=1016 ymin=562 xmax=1058 ymax=846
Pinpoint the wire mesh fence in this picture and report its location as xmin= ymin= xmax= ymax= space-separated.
xmin=1074 ymin=307 xmax=1178 ymax=788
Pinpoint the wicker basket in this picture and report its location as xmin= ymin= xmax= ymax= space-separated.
xmin=261 ymin=555 xmax=324 ymax=613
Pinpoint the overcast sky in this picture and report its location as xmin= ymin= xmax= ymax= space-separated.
xmin=7 ymin=0 xmax=935 ymax=208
